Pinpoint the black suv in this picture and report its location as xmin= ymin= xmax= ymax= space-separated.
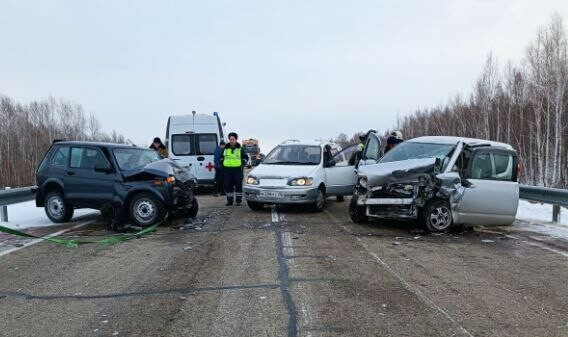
xmin=36 ymin=141 xmax=198 ymax=227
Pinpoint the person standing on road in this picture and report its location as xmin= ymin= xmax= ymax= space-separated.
xmin=213 ymin=140 xmax=226 ymax=196
xmin=221 ymin=132 xmax=249 ymax=206
xmin=150 ymin=137 xmax=168 ymax=159
xmin=349 ymin=134 xmax=367 ymax=166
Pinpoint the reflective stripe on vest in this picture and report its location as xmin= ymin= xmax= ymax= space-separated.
xmin=223 ymin=148 xmax=242 ymax=167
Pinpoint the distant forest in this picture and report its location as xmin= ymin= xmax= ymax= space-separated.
xmin=0 ymin=95 xmax=125 ymax=188
xmin=398 ymin=14 xmax=568 ymax=188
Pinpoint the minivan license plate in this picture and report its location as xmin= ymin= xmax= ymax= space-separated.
xmin=260 ymin=191 xmax=282 ymax=198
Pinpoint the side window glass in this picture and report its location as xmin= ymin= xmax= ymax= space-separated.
xmin=172 ymin=134 xmax=194 ymax=155
xmin=492 ymin=153 xmax=513 ymax=181
xmin=365 ymin=137 xmax=380 ymax=161
xmin=470 ymin=153 xmax=492 ymax=179
xmin=50 ymin=146 xmax=69 ymax=166
xmin=70 ymin=148 xmax=109 ymax=169
xmin=334 ymin=145 xmax=358 ymax=167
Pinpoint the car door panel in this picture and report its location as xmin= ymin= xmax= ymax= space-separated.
xmin=456 ymin=150 xmax=518 ymax=226
xmin=325 ymin=145 xmax=358 ymax=195
xmin=358 ymin=133 xmax=382 ymax=167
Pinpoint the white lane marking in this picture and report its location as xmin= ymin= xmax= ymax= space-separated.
xmin=271 ymin=205 xmax=279 ymax=223
xmin=344 ymin=225 xmax=474 ymax=337
xmin=301 ymin=302 xmax=313 ymax=337
xmin=0 ymin=219 xmax=97 ymax=257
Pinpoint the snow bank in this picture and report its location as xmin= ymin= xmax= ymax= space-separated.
xmin=516 ymin=199 xmax=567 ymax=225
xmin=0 ymin=201 xmax=98 ymax=230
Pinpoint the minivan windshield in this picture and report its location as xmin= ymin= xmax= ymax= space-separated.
xmin=263 ymin=145 xmax=321 ymax=165
xmin=113 ymin=148 xmax=162 ymax=170
xmin=379 ymin=142 xmax=454 ymax=164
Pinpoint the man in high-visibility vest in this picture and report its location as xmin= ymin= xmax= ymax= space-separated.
xmin=221 ymin=132 xmax=249 ymax=206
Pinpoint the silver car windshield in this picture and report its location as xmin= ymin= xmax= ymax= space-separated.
xmin=113 ymin=148 xmax=162 ymax=170
xmin=263 ymin=145 xmax=321 ymax=165
xmin=379 ymin=142 xmax=454 ymax=163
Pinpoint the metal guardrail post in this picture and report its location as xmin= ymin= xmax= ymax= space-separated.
xmin=1 ymin=187 xmax=10 ymax=222
xmin=552 ymin=205 xmax=561 ymax=223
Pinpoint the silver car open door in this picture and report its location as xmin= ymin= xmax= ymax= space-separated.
xmin=358 ymin=132 xmax=382 ymax=167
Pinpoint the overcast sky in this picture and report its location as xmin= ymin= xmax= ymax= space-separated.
xmin=2 ymin=0 xmax=568 ymax=152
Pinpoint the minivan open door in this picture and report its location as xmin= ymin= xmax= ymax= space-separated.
xmin=324 ymin=145 xmax=358 ymax=196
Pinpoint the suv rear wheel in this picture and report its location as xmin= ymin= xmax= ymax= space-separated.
xmin=130 ymin=193 xmax=165 ymax=227
xmin=423 ymin=200 xmax=453 ymax=232
xmin=44 ymin=191 xmax=74 ymax=223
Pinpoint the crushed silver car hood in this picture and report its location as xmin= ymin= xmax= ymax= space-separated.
xmin=358 ymin=158 xmax=439 ymax=185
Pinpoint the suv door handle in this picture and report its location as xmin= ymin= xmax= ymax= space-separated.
xmin=197 ymin=156 xmax=205 ymax=161
xmin=66 ymin=170 xmax=75 ymax=176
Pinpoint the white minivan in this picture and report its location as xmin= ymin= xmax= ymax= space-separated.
xmin=166 ymin=112 xmax=226 ymax=186
xmin=243 ymin=140 xmax=361 ymax=211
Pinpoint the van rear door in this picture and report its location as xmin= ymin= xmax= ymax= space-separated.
xmin=194 ymin=133 xmax=218 ymax=184
xmin=170 ymin=134 xmax=197 ymax=174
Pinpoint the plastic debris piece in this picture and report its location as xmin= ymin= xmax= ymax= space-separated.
xmin=481 ymin=239 xmax=495 ymax=243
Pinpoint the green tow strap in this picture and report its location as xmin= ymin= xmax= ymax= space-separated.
xmin=0 ymin=222 xmax=161 ymax=248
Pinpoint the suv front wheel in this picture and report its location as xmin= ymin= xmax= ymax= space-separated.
xmin=130 ymin=193 xmax=165 ymax=227
xmin=349 ymin=194 xmax=367 ymax=223
xmin=44 ymin=191 xmax=74 ymax=223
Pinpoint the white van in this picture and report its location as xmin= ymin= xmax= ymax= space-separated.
xmin=166 ymin=112 xmax=226 ymax=186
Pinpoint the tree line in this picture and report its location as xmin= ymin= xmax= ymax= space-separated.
xmin=396 ymin=14 xmax=568 ymax=188
xmin=0 ymin=95 xmax=125 ymax=188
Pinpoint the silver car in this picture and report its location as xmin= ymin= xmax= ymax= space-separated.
xmin=349 ymin=135 xmax=519 ymax=232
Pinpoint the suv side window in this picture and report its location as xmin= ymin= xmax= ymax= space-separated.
xmin=50 ymin=146 xmax=69 ymax=166
xmin=70 ymin=147 xmax=111 ymax=169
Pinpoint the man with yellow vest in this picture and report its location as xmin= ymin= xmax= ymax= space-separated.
xmin=221 ymin=132 xmax=249 ymax=206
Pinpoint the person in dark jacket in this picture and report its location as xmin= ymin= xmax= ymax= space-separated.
xmin=150 ymin=137 xmax=168 ymax=158
xmin=213 ymin=141 xmax=226 ymax=196
xmin=384 ymin=131 xmax=403 ymax=154
xmin=221 ymin=132 xmax=249 ymax=206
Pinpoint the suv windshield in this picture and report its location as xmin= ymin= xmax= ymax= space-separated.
xmin=379 ymin=142 xmax=454 ymax=163
xmin=263 ymin=145 xmax=321 ymax=165
xmin=113 ymin=148 xmax=161 ymax=170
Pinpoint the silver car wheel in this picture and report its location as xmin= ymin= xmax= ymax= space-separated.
xmin=133 ymin=199 xmax=156 ymax=224
xmin=47 ymin=195 xmax=65 ymax=219
xmin=429 ymin=206 xmax=451 ymax=230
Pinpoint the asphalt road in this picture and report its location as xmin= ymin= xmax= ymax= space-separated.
xmin=1 ymin=196 xmax=568 ymax=337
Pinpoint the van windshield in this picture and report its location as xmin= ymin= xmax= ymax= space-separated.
xmin=263 ymin=145 xmax=321 ymax=165
xmin=113 ymin=148 xmax=161 ymax=170
xmin=379 ymin=142 xmax=454 ymax=163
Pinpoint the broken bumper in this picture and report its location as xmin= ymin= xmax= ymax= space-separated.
xmin=243 ymin=186 xmax=320 ymax=204
xmin=358 ymin=197 xmax=418 ymax=219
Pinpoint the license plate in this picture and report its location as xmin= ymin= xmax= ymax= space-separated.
xmin=260 ymin=191 xmax=283 ymax=198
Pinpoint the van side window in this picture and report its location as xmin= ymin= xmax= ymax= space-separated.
xmin=196 ymin=134 xmax=217 ymax=155
xmin=470 ymin=152 xmax=514 ymax=181
xmin=50 ymin=146 xmax=69 ymax=166
xmin=172 ymin=134 xmax=194 ymax=156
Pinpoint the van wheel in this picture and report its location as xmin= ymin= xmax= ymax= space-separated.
xmin=130 ymin=193 xmax=165 ymax=227
xmin=349 ymin=195 xmax=367 ymax=223
xmin=187 ymin=198 xmax=199 ymax=218
xmin=336 ymin=195 xmax=345 ymax=202
xmin=44 ymin=191 xmax=74 ymax=223
xmin=247 ymin=201 xmax=265 ymax=211
xmin=423 ymin=200 xmax=453 ymax=232
xmin=311 ymin=188 xmax=326 ymax=212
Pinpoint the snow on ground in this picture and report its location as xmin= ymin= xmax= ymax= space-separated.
xmin=0 ymin=201 xmax=98 ymax=230
xmin=515 ymin=200 xmax=568 ymax=241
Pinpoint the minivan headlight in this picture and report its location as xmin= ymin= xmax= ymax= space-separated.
xmin=288 ymin=177 xmax=313 ymax=186
xmin=246 ymin=176 xmax=259 ymax=185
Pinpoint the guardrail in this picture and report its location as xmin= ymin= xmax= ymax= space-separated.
xmin=519 ymin=185 xmax=568 ymax=223
xmin=0 ymin=186 xmax=37 ymax=222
